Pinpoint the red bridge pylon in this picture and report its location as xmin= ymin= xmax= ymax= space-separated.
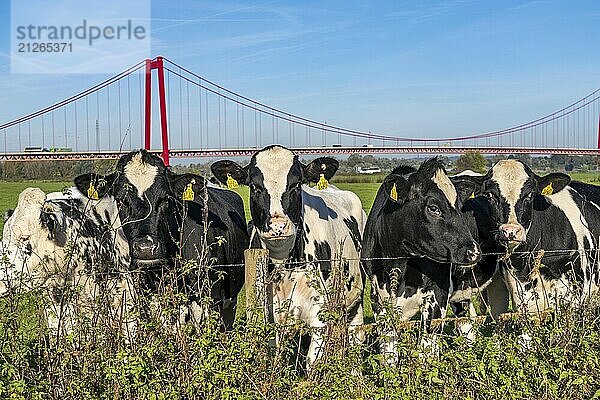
xmin=145 ymin=56 xmax=170 ymax=166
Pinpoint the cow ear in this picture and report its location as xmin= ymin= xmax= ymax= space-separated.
xmin=167 ymin=172 xmax=206 ymax=202
xmin=3 ymin=209 xmax=14 ymax=224
xmin=304 ymin=157 xmax=339 ymax=183
xmin=211 ymin=160 xmax=248 ymax=187
xmin=537 ymin=173 xmax=570 ymax=196
xmin=74 ymin=173 xmax=116 ymax=200
xmin=451 ymin=175 xmax=484 ymax=203
xmin=382 ymin=175 xmax=409 ymax=204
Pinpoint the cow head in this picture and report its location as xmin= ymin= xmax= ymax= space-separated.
xmin=381 ymin=158 xmax=481 ymax=265
xmin=453 ymin=159 xmax=570 ymax=251
xmin=211 ymin=145 xmax=338 ymax=260
xmin=1 ymin=185 xmax=133 ymax=296
xmin=74 ymin=150 xmax=205 ymax=267
xmin=1 ymin=188 xmax=73 ymax=294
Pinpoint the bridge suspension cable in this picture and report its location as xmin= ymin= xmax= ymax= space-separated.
xmin=1 ymin=60 xmax=147 ymax=156
xmin=162 ymin=57 xmax=600 ymax=146
xmin=0 ymin=56 xmax=599 ymax=160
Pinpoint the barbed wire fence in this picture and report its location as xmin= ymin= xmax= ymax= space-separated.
xmin=3 ymin=236 xmax=598 ymax=330
xmin=4 ymin=227 xmax=600 ymax=387
xmin=239 ymin=246 xmax=599 ymax=345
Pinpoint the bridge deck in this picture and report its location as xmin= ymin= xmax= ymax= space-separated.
xmin=1 ymin=146 xmax=600 ymax=161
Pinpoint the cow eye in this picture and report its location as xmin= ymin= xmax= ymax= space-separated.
xmin=427 ymin=205 xmax=441 ymax=217
xmin=249 ymin=183 xmax=263 ymax=192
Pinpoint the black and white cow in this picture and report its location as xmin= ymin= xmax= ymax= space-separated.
xmin=450 ymin=169 xmax=508 ymax=323
xmin=211 ymin=145 xmax=366 ymax=367
xmin=453 ymin=159 xmax=600 ymax=314
xmin=74 ymin=150 xmax=249 ymax=328
xmin=362 ymin=158 xmax=489 ymax=361
xmin=1 ymin=186 xmax=135 ymax=337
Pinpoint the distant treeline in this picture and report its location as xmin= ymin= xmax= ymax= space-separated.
xmin=1 ymin=154 xmax=597 ymax=181
xmin=172 ymin=154 xmax=599 ymax=177
xmin=0 ymin=160 xmax=116 ymax=181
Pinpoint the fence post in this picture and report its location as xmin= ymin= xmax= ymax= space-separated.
xmin=244 ymin=248 xmax=270 ymax=322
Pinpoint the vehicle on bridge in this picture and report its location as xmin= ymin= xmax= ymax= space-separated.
xmin=23 ymin=146 xmax=49 ymax=152
xmin=23 ymin=147 xmax=73 ymax=153
xmin=356 ymin=166 xmax=381 ymax=174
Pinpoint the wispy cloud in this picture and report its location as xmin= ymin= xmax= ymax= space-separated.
xmin=385 ymin=0 xmax=476 ymax=23
xmin=150 ymin=1 xmax=307 ymax=34
xmin=508 ymin=1 xmax=546 ymax=12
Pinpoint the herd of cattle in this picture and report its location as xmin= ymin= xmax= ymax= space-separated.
xmin=2 ymin=145 xmax=600 ymax=367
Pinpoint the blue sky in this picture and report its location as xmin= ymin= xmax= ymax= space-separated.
xmin=0 ymin=0 xmax=599 ymax=146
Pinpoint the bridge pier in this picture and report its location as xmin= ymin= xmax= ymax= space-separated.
xmin=144 ymin=56 xmax=170 ymax=166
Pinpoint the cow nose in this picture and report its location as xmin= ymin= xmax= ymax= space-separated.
xmin=132 ymin=236 xmax=161 ymax=260
xmin=466 ymin=243 xmax=481 ymax=263
xmin=499 ymin=224 xmax=525 ymax=242
xmin=269 ymin=215 xmax=291 ymax=237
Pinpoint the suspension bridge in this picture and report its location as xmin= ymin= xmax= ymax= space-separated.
xmin=0 ymin=56 xmax=599 ymax=164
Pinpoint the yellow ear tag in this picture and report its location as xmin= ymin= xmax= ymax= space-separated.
xmin=182 ymin=181 xmax=195 ymax=201
xmin=226 ymin=174 xmax=239 ymax=189
xmin=317 ymin=174 xmax=328 ymax=190
xmin=87 ymin=182 xmax=99 ymax=200
xmin=541 ymin=183 xmax=553 ymax=196
xmin=390 ymin=183 xmax=398 ymax=201
xmin=469 ymin=191 xmax=475 ymax=199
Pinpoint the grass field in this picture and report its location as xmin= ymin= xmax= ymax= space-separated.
xmin=0 ymin=181 xmax=381 ymax=234
xmin=2 ymin=171 xmax=598 ymax=231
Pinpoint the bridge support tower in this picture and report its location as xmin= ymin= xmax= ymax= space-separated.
xmin=145 ymin=56 xmax=170 ymax=166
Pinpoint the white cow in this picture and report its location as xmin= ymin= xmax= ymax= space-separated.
xmin=1 ymin=186 xmax=136 ymax=339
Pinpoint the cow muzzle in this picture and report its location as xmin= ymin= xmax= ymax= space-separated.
xmin=261 ymin=216 xmax=295 ymax=240
xmin=131 ymin=235 xmax=165 ymax=263
xmin=258 ymin=216 xmax=297 ymax=260
xmin=465 ymin=242 xmax=482 ymax=264
xmin=452 ymin=241 xmax=482 ymax=266
xmin=498 ymin=223 xmax=526 ymax=248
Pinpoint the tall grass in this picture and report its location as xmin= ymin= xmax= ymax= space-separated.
xmin=2 ymin=260 xmax=600 ymax=399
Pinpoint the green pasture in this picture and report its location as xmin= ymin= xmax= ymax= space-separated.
xmin=2 ymin=171 xmax=599 ymax=232
xmin=0 ymin=180 xmax=381 ymax=235
xmin=569 ymin=171 xmax=600 ymax=184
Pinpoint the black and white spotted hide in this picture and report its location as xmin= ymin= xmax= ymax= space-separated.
xmin=74 ymin=150 xmax=249 ymax=330
xmin=453 ymin=159 xmax=600 ymax=315
xmin=212 ymin=145 xmax=366 ymax=368
xmin=363 ymin=158 xmax=486 ymax=362
xmin=0 ymin=186 xmax=134 ymax=338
